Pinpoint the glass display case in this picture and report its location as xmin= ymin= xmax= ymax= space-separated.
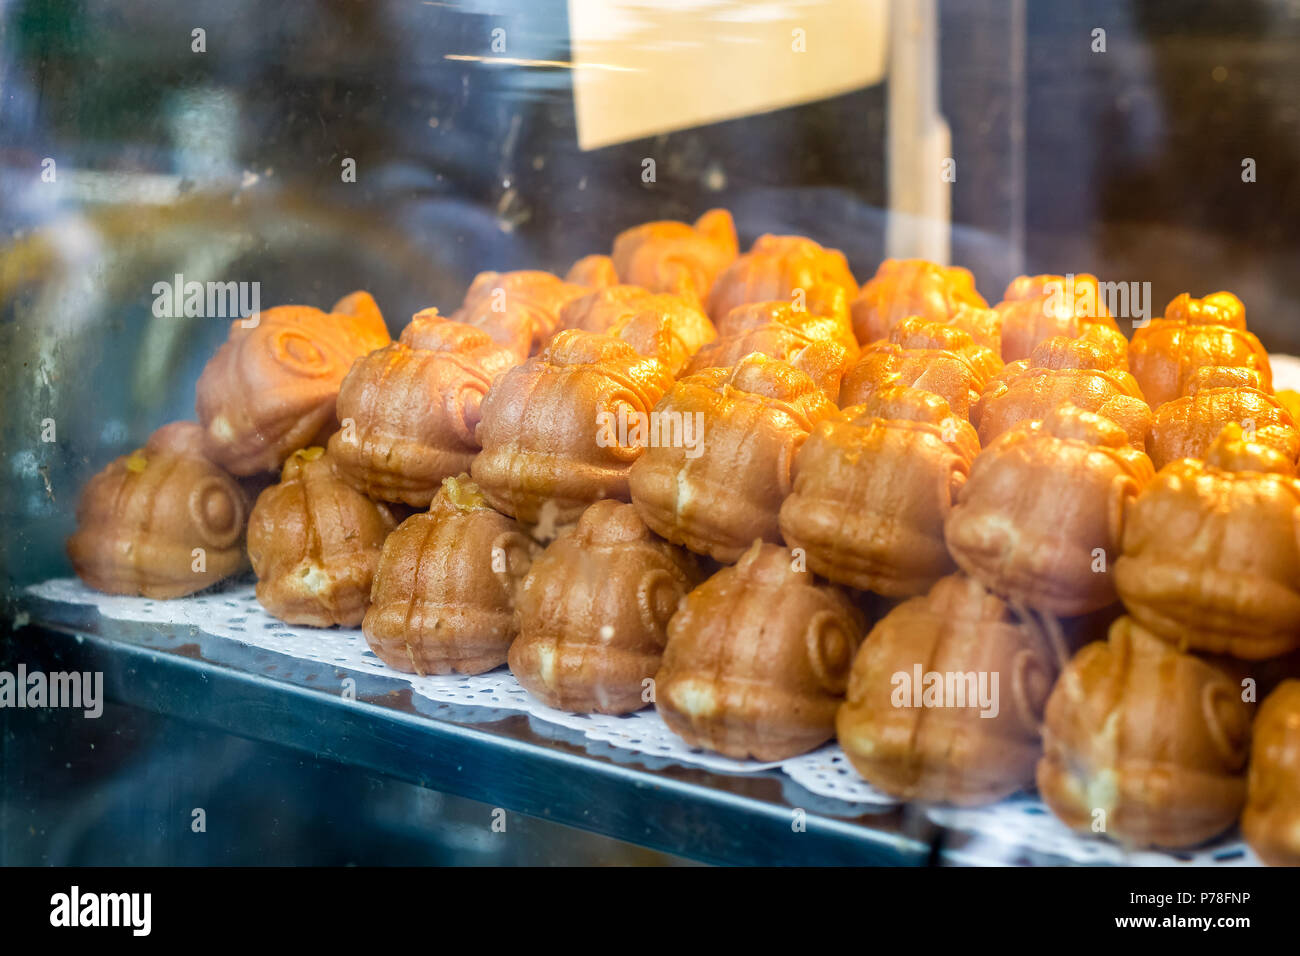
xmin=3 ymin=0 xmax=1299 ymax=875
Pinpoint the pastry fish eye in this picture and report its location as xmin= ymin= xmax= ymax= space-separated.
xmin=445 ymin=379 xmax=491 ymax=445
xmin=805 ymin=610 xmax=854 ymax=695
xmin=188 ymin=476 xmax=244 ymax=550
xmin=1203 ymin=678 xmax=1252 ymax=771
xmin=269 ymin=328 xmax=332 ymax=376
xmin=637 ymin=567 xmax=683 ymax=635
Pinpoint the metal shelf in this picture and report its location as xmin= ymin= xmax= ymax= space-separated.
xmin=14 ymin=591 xmax=1084 ymax=866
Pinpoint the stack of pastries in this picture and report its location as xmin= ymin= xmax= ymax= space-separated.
xmin=68 ymin=212 xmax=1300 ymax=864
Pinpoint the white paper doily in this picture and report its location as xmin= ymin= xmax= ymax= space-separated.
xmin=25 ymin=577 xmax=1259 ymax=865
xmin=1269 ymin=352 xmax=1300 ymax=390
xmin=25 ymin=577 xmax=894 ymax=791
xmin=928 ymin=798 xmax=1259 ymax=866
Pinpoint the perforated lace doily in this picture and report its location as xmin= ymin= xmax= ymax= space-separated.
xmin=26 ymin=577 xmax=887 ymax=785
xmin=928 ymin=799 xmax=1259 ymax=866
xmin=25 ymin=577 xmax=1260 ymax=865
